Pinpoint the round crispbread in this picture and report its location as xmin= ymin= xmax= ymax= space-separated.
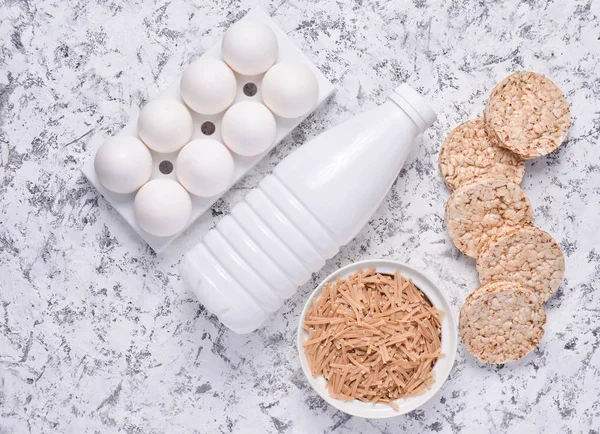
xmin=464 ymin=280 xmax=515 ymax=306
xmin=459 ymin=281 xmax=546 ymax=364
xmin=476 ymin=226 xmax=565 ymax=302
xmin=484 ymin=72 xmax=570 ymax=160
xmin=444 ymin=177 xmax=534 ymax=258
xmin=439 ymin=119 xmax=525 ymax=191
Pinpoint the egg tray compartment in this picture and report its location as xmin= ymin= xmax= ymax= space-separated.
xmin=81 ymin=7 xmax=335 ymax=253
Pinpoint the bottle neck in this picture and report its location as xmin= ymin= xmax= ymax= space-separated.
xmin=387 ymin=84 xmax=437 ymax=134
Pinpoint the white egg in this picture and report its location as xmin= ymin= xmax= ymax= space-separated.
xmin=261 ymin=62 xmax=319 ymax=118
xmin=138 ymin=99 xmax=193 ymax=153
xmin=133 ymin=178 xmax=192 ymax=237
xmin=222 ymin=20 xmax=278 ymax=76
xmin=220 ymin=101 xmax=277 ymax=157
xmin=180 ymin=58 xmax=237 ymax=115
xmin=94 ymin=136 xmax=153 ymax=194
xmin=176 ymin=139 xmax=235 ymax=197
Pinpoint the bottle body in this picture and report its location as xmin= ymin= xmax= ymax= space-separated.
xmin=180 ymin=84 xmax=436 ymax=333
xmin=275 ymin=100 xmax=419 ymax=245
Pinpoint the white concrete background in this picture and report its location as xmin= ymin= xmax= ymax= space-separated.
xmin=1 ymin=0 xmax=599 ymax=432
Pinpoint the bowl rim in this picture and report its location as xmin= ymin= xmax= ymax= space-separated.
xmin=296 ymin=259 xmax=458 ymax=418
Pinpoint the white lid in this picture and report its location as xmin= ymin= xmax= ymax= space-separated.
xmin=391 ymin=84 xmax=437 ymax=132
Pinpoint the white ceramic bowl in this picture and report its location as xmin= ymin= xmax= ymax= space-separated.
xmin=297 ymin=259 xmax=458 ymax=418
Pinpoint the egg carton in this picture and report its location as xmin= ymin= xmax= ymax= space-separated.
xmin=81 ymin=7 xmax=335 ymax=253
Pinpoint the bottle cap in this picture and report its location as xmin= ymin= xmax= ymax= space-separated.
xmin=391 ymin=84 xmax=437 ymax=132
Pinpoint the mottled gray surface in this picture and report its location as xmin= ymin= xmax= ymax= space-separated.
xmin=1 ymin=0 xmax=600 ymax=433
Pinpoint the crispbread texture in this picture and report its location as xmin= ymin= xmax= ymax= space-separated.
xmin=459 ymin=282 xmax=546 ymax=364
xmin=445 ymin=177 xmax=533 ymax=258
xmin=484 ymin=72 xmax=570 ymax=159
xmin=439 ymin=119 xmax=525 ymax=191
xmin=464 ymin=280 xmax=515 ymax=306
xmin=476 ymin=226 xmax=565 ymax=302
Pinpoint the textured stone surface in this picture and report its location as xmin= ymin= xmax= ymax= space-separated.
xmin=1 ymin=0 xmax=599 ymax=432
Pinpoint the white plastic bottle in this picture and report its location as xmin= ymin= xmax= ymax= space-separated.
xmin=180 ymin=84 xmax=436 ymax=333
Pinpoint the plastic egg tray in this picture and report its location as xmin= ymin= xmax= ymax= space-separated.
xmin=81 ymin=8 xmax=335 ymax=252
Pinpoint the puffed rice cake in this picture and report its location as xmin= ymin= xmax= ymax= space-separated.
xmin=439 ymin=119 xmax=525 ymax=191
xmin=476 ymin=226 xmax=565 ymax=302
xmin=484 ymin=72 xmax=571 ymax=159
xmin=464 ymin=280 xmax=515 ymax=303
xmin=445 ymin=177 xmax=534 ymax=258
xmin=459 ymin=281 xmax=546 ymax=364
